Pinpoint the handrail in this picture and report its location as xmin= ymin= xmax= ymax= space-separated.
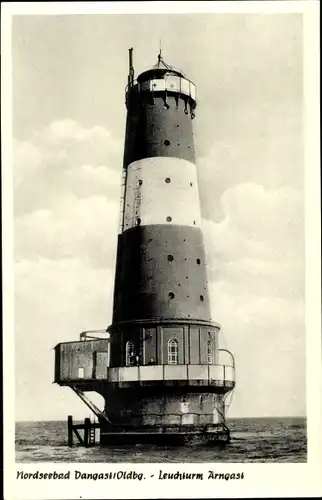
xmin=60 ymin=364 xmax=235 ymax=382
xmin=79 ymin=330 xmax=109 ymax=341
xmin=125 ymin=75 xmax=196 ymax=100
xmin=107 ymin=364 xmax=235 ymax=385
xmin=218 ymin=349 xmax=235 ymax=368
xmin=58 ymin=364 xmax=235 ymax=386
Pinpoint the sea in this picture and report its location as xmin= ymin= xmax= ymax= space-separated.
xmin=15 ymin=417 xmax=306 ymax=463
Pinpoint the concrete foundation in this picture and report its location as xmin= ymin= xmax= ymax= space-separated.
xmin=103 ymin=387 xmax=226 ymax=426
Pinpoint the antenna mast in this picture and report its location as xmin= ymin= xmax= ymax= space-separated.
xmin=128 ymin=47 xmax=134 ymax=88
xmin=158 ymin=36 xmax=162 ymax=65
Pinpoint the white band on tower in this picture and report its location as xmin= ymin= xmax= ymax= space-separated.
xmin=122 ymin=157 xmax=202 ymax=232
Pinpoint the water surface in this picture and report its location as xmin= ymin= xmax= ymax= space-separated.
xmin=15 ymin=417 xmax=306 ymax=463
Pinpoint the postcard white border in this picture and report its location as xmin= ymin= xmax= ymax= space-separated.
xmin=2 ymin=1 xmax=321 ymax=499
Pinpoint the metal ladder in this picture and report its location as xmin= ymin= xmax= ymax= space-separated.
xmin=132 ymin=165 xmax=142 ymax=227
xmin=118 ymin=167 xmax=127 ymax=233
xmin=89 ymin=425 xmax=96 ymax=446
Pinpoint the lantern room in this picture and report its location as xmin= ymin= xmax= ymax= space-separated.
xmin=126 ymin=52 xmax=196 ymax=119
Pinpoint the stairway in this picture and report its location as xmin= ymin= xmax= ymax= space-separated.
xmin=71 ymin=385 xmax=111 ymax=423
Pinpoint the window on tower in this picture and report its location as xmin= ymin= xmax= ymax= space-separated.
xmin=126 ymin=341 xmax=135 ymax=366
xmin=207 ymin=341 xmax=213 ymax=364
xmin=168 ymin=339 xmax=178 ymax=364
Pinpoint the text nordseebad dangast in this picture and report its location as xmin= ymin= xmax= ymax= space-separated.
xmin=16 ymin=470 xmax=245 ymax=481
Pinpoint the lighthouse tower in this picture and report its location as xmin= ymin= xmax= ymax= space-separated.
xmin=103 ymin=49 xmax=235 ymax=444
xmin=54 ymin=48 xmax=235 ymax=446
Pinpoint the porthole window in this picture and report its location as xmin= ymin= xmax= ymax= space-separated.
xmin=200 ymin=295 xmax=204 ymax=302
xmin=166 ymin=216 xmax=172 ymax=222
xmin=136 ymin=218 xmax=141 ymax=226
xmin=167 ymin=255 xmax=174 ymax=262
xmin=138 ymin=179 xmax=143 ymax=186
xmin=168 ymin=292 xmax=175 ymax=300
xmin=190 ymin=182 xmax=193 ymax=187
xmin=196 ymin=258 xmax=201 ymax=265
xmin=168 ymin=339 xmax=178 ymax=364
xmin=193 ymin=220 xmax=196 ymax=225
xmin=164 ymin=140 xmax=170 ymax=146
xmin=165 ymin=178 xmax=171 ymax=183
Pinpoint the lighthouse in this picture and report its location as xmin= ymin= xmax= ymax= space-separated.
xmin=54 ymin=48 xmax=235 ymax=446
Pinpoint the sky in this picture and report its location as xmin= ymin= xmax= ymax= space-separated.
xmin=12 ymin=13 xmax=305 ymax=421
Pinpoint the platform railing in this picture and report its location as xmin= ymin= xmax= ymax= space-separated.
xmin=79 ymin=330 xmax=109 ymax=341
xmin=107 ymin=363 xmax=235 ymax=386
xmin=125 ymin=75 xmax=196 ymax=105
xmin=56 ymin=363 xmax=235 ymax=387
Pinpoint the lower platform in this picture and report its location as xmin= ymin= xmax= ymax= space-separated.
xmin=66 ymin=416 xmax=231 ymax=447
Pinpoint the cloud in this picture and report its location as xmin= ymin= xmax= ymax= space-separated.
xmin=15 ymin=257 xmax=113 ymax=421
xmin=202 ymin=182 xmax=305 ymax=416
xmin=203 ymin=183 xmax=304 ymax=297
xmin=15 ymin=194 xmax=119 ymax=268
xmin=13 ymin=119 xmax=305 ymax=420
xmin=14 ymin=119 xmax=123 ymax=216
xmin=14 ymin=120 xmax=122 ymax=420
xmin=14 ymin=119 xmax=121 ymax=267
xmin=15 ymin=258 xmax=114 ymax=345
xmin=35 ymin=120 xmax=112 ymax=143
